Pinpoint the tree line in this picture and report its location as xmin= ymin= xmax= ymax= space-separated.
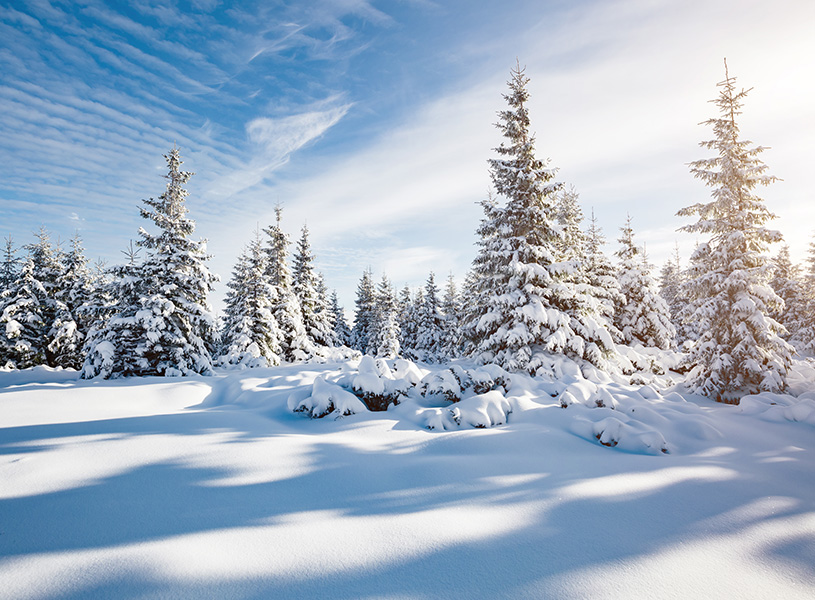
xmin=2 ymin=61 xmax=814 ymax=403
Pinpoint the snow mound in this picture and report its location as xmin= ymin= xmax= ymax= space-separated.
xmin=289 ymin=376 xmax=368 ymax=418
xmin=738 ymin=393 xmax=815 ymax=426
xmin=421 ymin=390 xmax=512 ymax=430
xmin=0 ymin=364 xmax=79 ymax=388
xmin=571 ymin=413 xmax=670 ymax=455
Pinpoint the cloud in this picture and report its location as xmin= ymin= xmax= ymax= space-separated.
xmin=247 ymin=106 xmax=351 ymax=163
xmin=204 ymin=104 xmax=351 ymax=202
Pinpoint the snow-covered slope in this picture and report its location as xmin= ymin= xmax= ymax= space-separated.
xmin=1 ymin=360 xmax=813 ymax=599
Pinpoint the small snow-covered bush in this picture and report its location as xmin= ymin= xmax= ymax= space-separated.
xmin=571 ymin=414 xmax=670 ymax=455
xmin=422 ymin=389 xmax=512 ymax=430
xmin=349 ymin=356 xmax=410 ymax=411
xmin=289 ymin=376 xmax=368 ymax=418
xmin=420 ymin=369 xmax=462 ymax=402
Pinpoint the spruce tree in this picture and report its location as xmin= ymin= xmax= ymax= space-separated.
xmin=329 ymin=290 xmax=351 ymax=347
xmin=0 ymin=236 xmax=20 ymax=366
xmin=440 ymin=273 xmax=462 ymax=361
xmin=678 ymin=61 xmax=791 ymax=401
xmin=615 ymin=216 xmax=675 ymax=350
xmin=471 ymin=64 xmax=614 ymax=372
xmin=292 ymin=225 xmax=334 ymax=348
xmin=0 ymin=256 xmax=47 ymax=368
xmin=84 ymin=147 xmax=217 ymax=378
xmin=49 ymin=233 xmax=93 ymax=369
xmin=0 ymin=236 xmax=18 ymax=291
xmin=372 ymin=274 xmax=400 ymax=358
xmin=769 ymin=245 xmax=807 ymax=345
xmin=1 ymin=228 xmax=68 ymax=368
xmin=397 ymin=284 xmax=416 ymax=357
xmin=583 ymin=208 xmax=624 ymax=343
xmin=81 ymin=242 xmax=146 ymax=378
xmin=264 ymin=207 xmax=313 ymax=362
xmin=136 ymin=146 xmax=218 ymax=376
xmin=350 ymin=268 xmax=376 ymax=355
xmin=414 ymin=272 xmax=443 ymax=362
xmin=659 ymin=243 xmax=691 ymax=346
xmin=219 ymin=232 xmax=282 ymax=367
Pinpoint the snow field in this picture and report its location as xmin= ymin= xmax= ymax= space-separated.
xmin=1 ymin=360 xmax=814 ymax=599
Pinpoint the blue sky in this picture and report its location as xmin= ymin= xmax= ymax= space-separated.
xmin=2 ymin=0 xmax=814 ymax=314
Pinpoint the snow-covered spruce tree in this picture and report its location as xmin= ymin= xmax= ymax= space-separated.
xmin=614 ymin=216 xmax=675 ymax=350
xmin=583 ymin=208 xmax=624 ymax=343
xmin=0 ymin=236 xmax=20 ymax=366
xmin=471 ymin=65 xmax=614 ymax=372
xmin=397 ymin=284 xmax=417 ymax=357
xmin=678 ymin=61 xmax=792 ymax=401
xmin=414 ymin=272 xmax=444 ymax=362
xmin=0 ymin=236 xmax=18 ymax=291
xmin=769 ymin=245 xmax=807 ymax=345
xmin=1 ymin=256 xmax=47 ymax=368
xmin=1 ymin=228 xmax=69 ymax=368
xmin=795 ymin=232 xmax=815 ymax=353
xmin=218 ymin=232 xmax=282 ymax=367
xmin=292 ymin=225 xmax=335 ymax=349
xmin=440 ymin=273 xmax=462 ymax=360
xmin=659 ymin=243 xmax=692 ymax=346
xmin=264 ymin=207 xmax=313 ymax=362
xmin=372 ymin=274 xmax=400 ymax=358
xmin=553 ymin=189 xmax=622 ymax=360
xmin=350 ymin=267 xmax=376 ymax=355
xmin=95 ymin=146 xmax=218 ymax=377
xmin=81 ymin=243 xmax=147 ymax=378
xmin=329 ymin=289 xmax=351 ymax=347
xmin=555 ymin=186 xmax=587 ymax=265
xmin=315 ymin=274 xmax=338 ymax=347
xmin=49 ymin=233 xmax=94 ymax=370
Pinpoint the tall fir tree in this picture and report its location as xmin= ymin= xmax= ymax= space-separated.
xmin=264 ymin=207 xmax=313 ymax=362
xmin=470 ymin=64 xmax=614 ymax=372
xmin=292 ymin=225 xmax=335 ymax=349
xmin=614 ymin=216 xmax=675 ymax=350
xmin=350 ymin=267 xmax=376 ymax=355
xmin=83 ymin=147 xmax=217 ymax=378
xmin=678 ymin=61 xmax=791 ymax=401
xmin=136 ymin=146 xmax=218 ymax=376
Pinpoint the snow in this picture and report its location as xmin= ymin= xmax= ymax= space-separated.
xmin=1 ymin=360 xmax=814 ymax=599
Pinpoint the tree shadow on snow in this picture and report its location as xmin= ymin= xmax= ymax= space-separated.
xmin=0 ymin=401 xmax=813 ymax=599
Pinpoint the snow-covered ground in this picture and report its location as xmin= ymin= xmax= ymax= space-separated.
xmin=1 ymin=360 xmax=814 ymax=600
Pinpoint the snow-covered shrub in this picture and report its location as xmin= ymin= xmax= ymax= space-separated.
xmin=289 ymin=376 xmax=368 ymax=418
xmin=571 ymin=414 xmax=670 ymax=454
xmin=348 ymin=355 xmax=410 ymax=411
xmin=420 ymin=369 xmax=462 ymax=402
xmin=422 ymin=390 xmax=512 ymax=430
